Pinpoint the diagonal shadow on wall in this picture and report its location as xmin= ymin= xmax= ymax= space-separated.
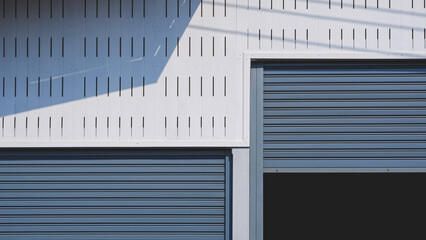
xmin=0 ymin=0 xmax=200 ymax=117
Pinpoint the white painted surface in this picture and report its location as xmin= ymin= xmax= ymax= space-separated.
xmin=1 ymin=0 xmax=426 ymax=146
xmin=232 ymin=148 xmax=250 ymax=240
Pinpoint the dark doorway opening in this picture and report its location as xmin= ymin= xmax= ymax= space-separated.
xmin=264 ymin=173 xmax=426 ymax=239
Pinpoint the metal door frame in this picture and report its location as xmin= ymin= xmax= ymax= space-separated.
xmin=249 ymin=56 xmax=426 ymax=240
xmin=0 ymin=148 xmax=233 ymax=240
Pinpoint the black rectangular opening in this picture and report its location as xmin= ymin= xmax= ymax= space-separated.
xmin=264 ymin=173 xmax=426 ymax=239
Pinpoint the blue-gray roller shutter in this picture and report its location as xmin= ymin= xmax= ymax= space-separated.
xmin=0 ymin=149 xmax=231 ymax=240
xmin=263 ymin=60 xmax=426 ymax=169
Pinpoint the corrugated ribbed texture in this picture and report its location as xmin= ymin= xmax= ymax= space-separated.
xmin=0 ymin=149 xmax=229 ymax=240
xmin=263 ymin=60 xmax=426 ymax=169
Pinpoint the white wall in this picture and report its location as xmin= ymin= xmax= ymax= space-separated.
xmin=0 ymin=0 xmax=425 ymax=147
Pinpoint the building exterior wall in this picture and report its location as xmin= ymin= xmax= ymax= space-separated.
xmin=1 ymin=0 xmax=425 ymax=147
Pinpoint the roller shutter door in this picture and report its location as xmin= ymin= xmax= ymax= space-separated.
xmin=263 ymin=60 xmax=426 ymax=170
xmin=0 ymin=149 xmax=231 ymax=240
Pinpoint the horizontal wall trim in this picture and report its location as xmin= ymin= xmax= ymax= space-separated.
xmin=0 ymin=140 xmax=248 ymax=148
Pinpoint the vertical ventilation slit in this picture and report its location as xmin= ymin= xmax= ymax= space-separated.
xmin=224 ymin=37 xmax=227 ymax=56
xmin=83 ymin=117 xmax=86 ymax=137
xmin=353 ymin=28 xmax=355 ymax=49
xmin=177 ymin=37 xmax=180 ymax=56
xmin=37 ymin=117 xmax=39 ymax=137
xmin=14 ymin=77 xmax=16 ymax=97
xmin=189 ymin=77 xmax=191 ymax=96
xmin=61 ymin=77 xmax=64 ymax=97
xmin=26 ymin=117 xmax=28 ymax=137
xmin=119 ymin=37 xmax=122 ymax=57
xmin=61 ymin=117 xmax=63 ymax=138
xmin=119 ymin=77 xmax=122 ymax=97
xmin=200 ymin=116 xmax=203 ymax=137
xmin=212 ymin=77 xmax=215 ymax=96
xmin=306 ymin=29 xmax=309 ymax=49
xmin=189 ymin=37 xmax=191 ymax=57
xmin=365 ymin=28 xmax=367 ymax=48
xmin=188 ymin=117 xmax=191 ymax=137
xmin=84 ymin=37 xmax=86 ymax=57
xmin=62 ymin=38 xmax=64 ymax=57
xmin=142 ymin=116 xmax=145 ymax=137
xmin=107 ymin=117 xmax=109 ymax=137
xmin=84 ymin=77 xmax=86 ymax=97
xmin=224 ymin=77 xmax=227 ymax=96
xmin=212 ymin=116 xmax=214 ymax=137
xmin=38 ymin=77 xmax=40 ymax=97
xmin=95 ymin=77 xmax=98 ymax=96
xmin=143 ymin=76 xmax=145 ymax=96
xmin=95 ymin=117 xmax=97 ymax=137
xmin=212 ymin=37 xmax=215 ymax=56
xmin=165 ymin=37 xmax=168 ymax=57
xmin=108 ymin=0 xmax=110 ymax=17
xmin=96 ymin=38 xmax=98 ymax=57
xmin=96 ymin=0 xmax=98 ymax=18
xmin=143 ymin=37 xmax=145 ymax=57
xmin=26 ymin=77 xmax=28 ymax=97
xmin=14 ymin=117 xmax=16 ymax=138
xmin=224 ymin=116 xmax=227 ymax=136
xmin=294 ymin=29 xmax=297 ymax=49
xmin=49 ymin=117 xmax=51 ymax=137
xmin=50 ymin=77 xmax=52 ymax=97
xmin=50 ymin=37 xmax=52 ymax=57
xmin=107 ymin=77 xmax=110 ymax=96
xmin=282 ymin=29 xmax=285 ymax=49
xmin=164 ymin=117 xmax=167 ymax=137
xmin=108 ymin=37 xmax=110 ymax=57
xmin=177 ymin=77 xmax=179 ymax=96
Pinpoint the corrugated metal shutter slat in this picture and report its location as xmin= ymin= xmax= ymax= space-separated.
xmin=263 ymin=60 xmax=426 ymax=169
xmin=0 ymin=150 xmax=230 ymax=240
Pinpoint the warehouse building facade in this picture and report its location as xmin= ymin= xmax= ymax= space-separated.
xmin=1 ymin=0 xmax=426 ymax=239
